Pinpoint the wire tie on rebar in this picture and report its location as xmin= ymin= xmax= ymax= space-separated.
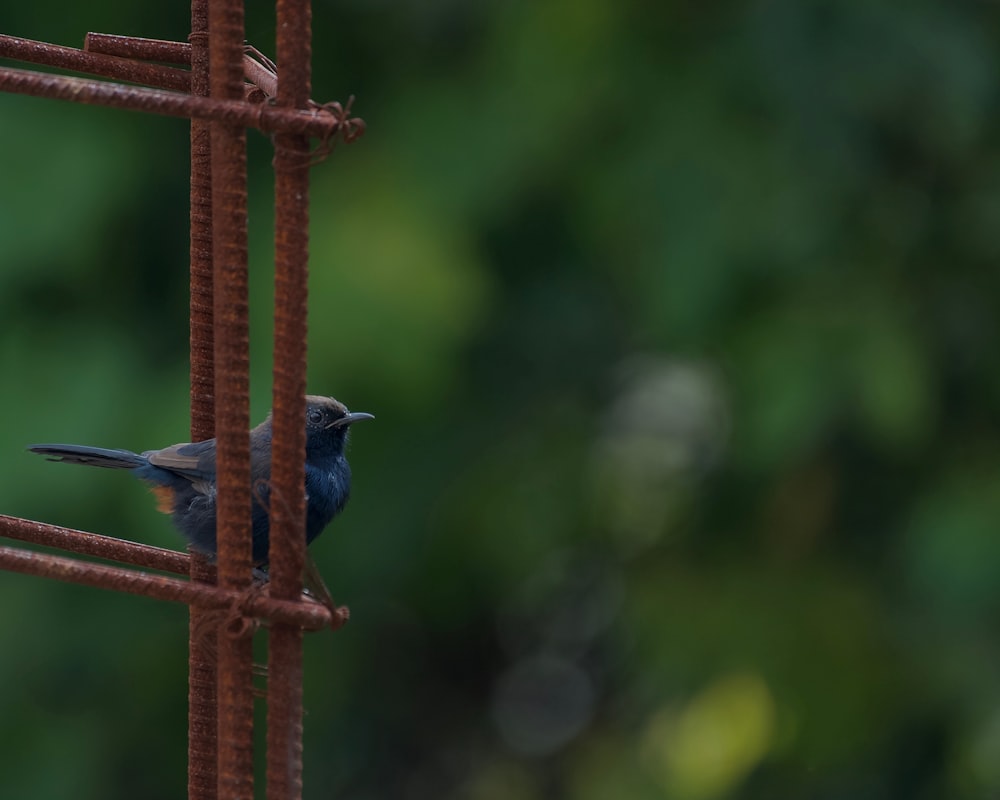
xmin=271 ymin=134 xmax=316 ymax=169
xmin=330 ymin=604 xmax=350 ymax=631
xmin=187 ymin=574 xmax=266 ymax=650
xmin=223 ymin=580 xmax=265 ymax=640
xmin=268 ymin=119 xmax=335 ymax=169
xmin=318 ymin=95 xmax=365 ymax=143
xmin=191 ymin=610 xmax=220 ymax=661
xmin=297 ymin=95 xmax=366 ymax=166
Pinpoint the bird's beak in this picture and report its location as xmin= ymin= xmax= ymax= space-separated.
xmin=329 ymin=411 xmax=375 ymax=429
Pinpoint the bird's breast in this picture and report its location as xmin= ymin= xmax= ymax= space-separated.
xmin=304 ymin=459 xmax=352 ymax=540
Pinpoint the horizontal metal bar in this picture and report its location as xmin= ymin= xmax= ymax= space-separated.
xmin=0 ymin=545 xmax=334 ymax=629
xmin=85 ymin=34 xmax=277 ymax=100
xmin=0 ymin=64 xmax=354 ymax=139
xmin=0 ymin=513 xmax=190 ymax=574
xmin=0 ymin=34 xmax=190 ymax=92
xmin=84 ymin=32 xmax=192 ymax=64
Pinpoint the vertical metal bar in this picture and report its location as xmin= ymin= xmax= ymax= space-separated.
xmin=187 ymin=1 xmax=219 ymax=797
xmin=208 ymin=0 xmax=255 ymax=796
xmin=187 ymin=554 xmax=219 ymax=800
xmin=266 ymin=0 xmax=312 ymax=797
xmin=189 ymin=0 xmax=215 ymax=442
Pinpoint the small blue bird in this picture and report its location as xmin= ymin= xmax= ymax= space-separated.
xmin=28 ymin=395 xmax=373 ymax=565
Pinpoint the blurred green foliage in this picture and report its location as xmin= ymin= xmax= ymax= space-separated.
xmin=2 ymin=0 xmax=1000 ymax=798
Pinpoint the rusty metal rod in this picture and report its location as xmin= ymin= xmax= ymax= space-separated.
xmin=187 ymin=1 xmax=219 ymax=797
xmin=187 ymin=552 xmax=219 ymax=800
xmin=266 ymin=0 xmax=314 ymax=795
xmin=86 ymin=33 xmax=280 ymax=100
xmin=209 ymin=0 xmax=257 ymax=792
xmin=0 ymin=545 xmax=333 ymax=629
xmin=0 ymin=66 xmax=354 ymax=139
xmin=243 ymin=54 xmax=278 ymax=99
xmin=84 ymin=32 xmax=191 ymax=64
xmin=0 ymin=34 xmax=191 ymax=92
xmin=0 ymin=513 xmax=190 ymax=574
xmin=188 ymin=551 xmax=220 ymax=800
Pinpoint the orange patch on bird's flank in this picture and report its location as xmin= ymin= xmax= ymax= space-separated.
xmin=150 ymin=485 xmax=175 ymax=514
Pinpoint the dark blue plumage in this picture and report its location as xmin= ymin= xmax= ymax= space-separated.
xmin=28 ymin=395 xmax=373 ymax=565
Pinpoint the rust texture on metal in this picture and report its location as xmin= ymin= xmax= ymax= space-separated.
xmin=0 ymin=65 xmax=360 ymax=141
xmin=187 ymin=1 xmax=219 ymax=798
xmin=243 ymin=52 xmax=279 ymax=100
xmin=208 ymin=0 xmax=256 ymax=795
xmin=0 ymin=6 xmax=365 ymax=799
xmin=189 ymin=32 xmax=215 ymax=449
xmin=85 ymin=32 xmax=192 ymax=64
xmin=188 ymin=550 xmax=220 ymax=800
xmin=86 ymin=34 xmax=280 ymax=102
xmin=0 ymin=545 xmax=333 ymax=629
xmin=266 ymin=0 xmax=314 ymax=795
xmin=0 ymin=34 xmax=191 ymax=92
xmin=0 ymin=513 xmax=190 ymax=574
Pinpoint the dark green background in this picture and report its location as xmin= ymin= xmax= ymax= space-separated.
xmin=3 ymin=1 xmax=1000 ymax=798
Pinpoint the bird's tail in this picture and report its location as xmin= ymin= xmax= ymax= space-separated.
xmin=27 ymin=444 xmax=147 ymax=470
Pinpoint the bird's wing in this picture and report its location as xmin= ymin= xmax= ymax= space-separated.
xmin=146 ymin=439 xmax=217 ymax=482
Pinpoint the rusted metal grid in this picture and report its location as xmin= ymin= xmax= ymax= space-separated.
xmin=0 ymin=0 xmax=364 ymax=797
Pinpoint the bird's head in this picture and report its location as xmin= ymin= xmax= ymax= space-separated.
xmin=304 ymin=395 xmax=374 ymax=457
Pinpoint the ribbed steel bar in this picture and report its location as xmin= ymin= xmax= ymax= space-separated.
xmin=187 ymin=0 xmax=218 ymax=797
xmin=242 ymin=54 xmax=278 ymax=99
xmin=0 ymin=66 xmax=349 ymax=138
xmin=84 ymin=32 xmax=191 ymax=64
xmin=85 ymin=34 xmax=280 ymax=101
xmin=0 ymin=514 xmax=189 ymax=574
xmin=266 ymin=0 xmax=314 ymax=796
xmin=0 ymin=545 xmax=333 ymax=629
xmin=0 ymin=34 xmax=190 ymax=92
xmin=189 ymin=34 xmax=215 ymax=446
xmin=187 ymin=552 xmax=219 ymax=800
xmin=208 ymin=0 xmax=256 ymax=794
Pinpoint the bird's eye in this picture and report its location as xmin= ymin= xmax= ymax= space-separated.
xmin=307 ymin=408 xmax=324 ymax=424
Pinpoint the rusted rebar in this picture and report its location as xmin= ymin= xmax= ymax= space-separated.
xmin=243 ymin=52 xmax=278 ymax=100
xmin=266 ymin=0 xmax=314 ymax=796
xmin=0 ymin=34 xmax=190 ymax=92
xmin=0 ymin=545 xmax=333 ymax=629
xmin=209 ymin=0 xmax=256 ymax=795
xmin=0 ymin=66 xmax=357 ymax=141
xmin=187 ymin=550 xmax=219 ymax=800
xmin=84 ymin=32 xmax=191 ymax=64
xmin=0 ymin=513 xmax=190 ymax=574
xmin=187 ymin=1 xmax=218 ymax=797
xmin=86 ymin=33 xmax=280 ymax=101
